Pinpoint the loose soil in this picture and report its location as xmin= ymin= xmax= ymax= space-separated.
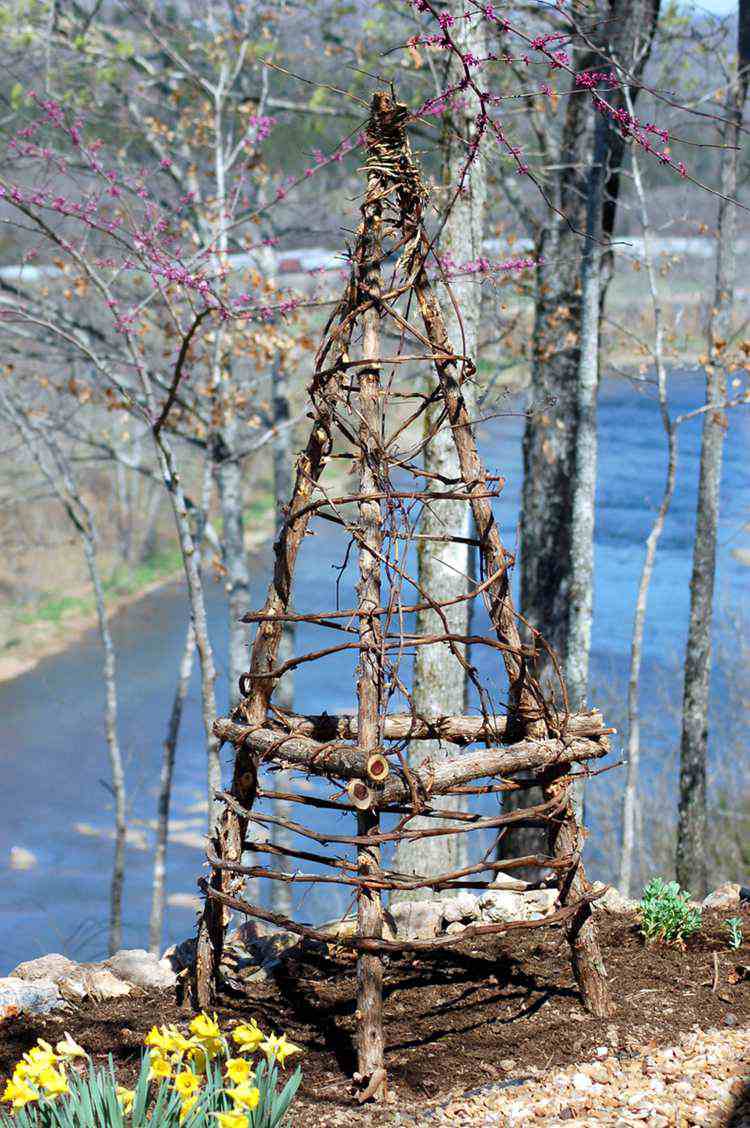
xmin=1 ymin=911 xmax=748 ymax=1126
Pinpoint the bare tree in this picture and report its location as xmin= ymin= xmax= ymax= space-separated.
xmin=618 ymin=109 xmax=677 ymax=897
xmin=677 ymin=0 xmax=750 ymax=896
xmin=393 ymin=0 xmax=487 ymax=896
xmin=501 ymin=0 xmax=660 ymax=861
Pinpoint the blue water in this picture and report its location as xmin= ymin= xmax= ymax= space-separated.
xmin=0 ymin=372 xmax=747 ymax=971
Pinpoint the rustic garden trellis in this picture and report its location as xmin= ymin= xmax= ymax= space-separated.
xmin=195 ymin=91 xmax=612 ymax=1101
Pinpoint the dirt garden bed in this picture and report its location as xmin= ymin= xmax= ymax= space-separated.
xmin=0 ymin=911 xmax=748 ymax=1125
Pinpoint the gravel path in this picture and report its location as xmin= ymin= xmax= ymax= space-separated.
xmin=397 ymin=1024 xmax=750 ymax=1126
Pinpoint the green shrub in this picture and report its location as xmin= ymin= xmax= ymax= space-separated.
xmin=639 ymin=877 xmax=702 ymax=945
xmin=1 ymin=1017 xmax=302 ymax=1128
xmin=726 ymin=917 xmax=744 ymax=951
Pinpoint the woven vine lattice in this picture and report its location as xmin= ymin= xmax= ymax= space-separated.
xmin=194 ymin=92 xmax=612 ymax=1101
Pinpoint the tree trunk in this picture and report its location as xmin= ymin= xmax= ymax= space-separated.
xmin=677 ymin=7 xmax=749 ymax=895
xmin=216 ymin=422 xmax=250 ymax=711
xmin=619 ymin=111 xmax=677 ymax=897
xmin=508 ymin=0 xmax=660 ymax=862
xmin=393 ymin=0 xmax=486 ymax=898
xmin=149 ymin=620 xmax=196 ymax=954
xmin=564 ymin=111 xmax=608 ymax=823
xmin=150 ymin=428 xmax=221 ymax=831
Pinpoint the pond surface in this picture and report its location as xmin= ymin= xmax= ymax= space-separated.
xmin=0 ymin=372 xmax=747 ymax=971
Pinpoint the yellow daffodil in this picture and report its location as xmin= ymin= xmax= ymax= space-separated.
xmin=225 ymin=1057 xmax=253 ymax=1085
xmin=17 ymin=1043 xmax=58 ymax=1080
xmin=163 ymin=1025 xmax=193 ymax=1057
xmin=188 ymin=1013 xmax=222 ymax=1064
xmin=55 ymin=1033 xmax=87 ymax=1061
xmin=189 ymin=1013 xmax=221 ymax=1043
xmin=2 ymin=1075 xmax=39 ymax=1109
xmin=173 ymin=1070 xmax=201 ymax=1098
xmin=226 ymin=1082 xmax=260 ymax=1111
xmin=145 ymin=1025 xmax=173 ymax=1054
xmin=231 ymin=1020 xmax=264 ymax=1054
xmin=213 ymin=1112 xmax=248 ymax=1128
xmin=148 ymin=1052 xmax=173 ymax=1081
xmin=37 ymin=1066 xmax=69 ymax=1098
xmin=116 ymin=1086 xmax=135 ymax=1115
xmin=259 ymin=1032 xmax=302 ymax=1068
xmin=180 ymin=1093 xmax=198 ymax=1123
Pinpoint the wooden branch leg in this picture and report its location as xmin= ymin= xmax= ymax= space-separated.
xmin=355 ymin=808 xmax=386 ymax=1102
xmin=194 ymin=752 xmax=258 ymax=1008
xmin=544 ymin=766 xmax=611 ymax=1018
xmin=353 ymin=127 xmax=386 ymax=1100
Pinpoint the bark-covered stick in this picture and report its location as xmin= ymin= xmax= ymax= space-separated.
xmin=353 ymin=115 xmax=386 ymax=1098
xmin=212 ymin=716 xmax=609 ymax=801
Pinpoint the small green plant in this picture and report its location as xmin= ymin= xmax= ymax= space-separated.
xmin=1 ymin=1016 xmax=302 ymax=1127
xmin=639 ymin=877 xmax=702 ymax=945
xmin=726 ymin=916 xmax=744 ymax=951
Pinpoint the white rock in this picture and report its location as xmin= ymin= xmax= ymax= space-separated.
xmin=105 ymin=949 xmax=177 ymax=989
xmin=9 ymin=846 xmax=37 ymax=870
xmin=80 ymin=967 xmax=132 ymax=1000
xmin=161 ymin=937 xmax=197 ymax=973
xmin=572 ymin=1071 xmax=593 ymax=1092
xmin=523 ymin=889 xmax=558 ymax=919
xmin=478 ymin=887 xmax=557 ymax=923
xmin=702 ymin=883 xmax=741 ymax=910
xmin=391 ymin=900 xmax=444 ymax=940
xmin=442 ymin=891 xmax=479 ymax=924
xmin=489 ymin=872 xmax=529 ymax=891
xmin=592 ymin=884 xmax=639 ymax=914
xmin=0 ymin=977 xmax=63 ymax=1016
xmin=10 ymin=953 xmax=78 ymax=983
xmin=478 ymin=889 xmax=525 ymax=922
xmin=445 ymin=922 xmax=466 ymax=935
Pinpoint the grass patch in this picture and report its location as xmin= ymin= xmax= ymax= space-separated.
xmin=18 ymin=594 xmax=91 ymax=625
xmin=15 ymin=547 xmax=184 ymax=630
xmin=105 ymin=546 xmax=183 ymax=597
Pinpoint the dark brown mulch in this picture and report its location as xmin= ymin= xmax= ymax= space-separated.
xmin=1 ymin=910 xmax=748 ymax=1126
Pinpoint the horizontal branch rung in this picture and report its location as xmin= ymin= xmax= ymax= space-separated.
xmin=274 ymin=709 xmax=608 ymax=745
xmin=212 ymin=716 xmax=610 ymax=805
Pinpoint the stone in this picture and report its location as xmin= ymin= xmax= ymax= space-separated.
xmin=478 ymin=889 xmax=525 ymax=923
xmin=702 ymin=883 xmax=741 ymax=910
xmin=478 ymin=887 xmax=557 ymax=924
xmin=326 ymin=912 xmax=397 ymax=942
xmin=0 ymin=977 xmax=63 ymax=1016
xmin=442 ymin=891 xmax=479 ymax=924
xmin=105 ymin=948 xmax=177 ymax=990
xmin=57 ymin=975 xmax=88 ymax=1002
xmin=391 ymin=900 xmax=444 ymax=940
xmin=522 ymin=889 xmax=558 ymax=919
xmin=9 ymin=846 xmax=37 ymax=870
xmin=445 ymin=921 xmax=466 ymax=935
xmin=488 ymin=872 xmax=529 ymax=891
xmin=10 ymin=953 xmax=78 ymax=983
xmin=162 ymin=937 xmax=197 ymax=974
xmin=592 ymin=884 xmax=639 ymax=914
xmin=79 ymin=967 xmax=132 ymax=1000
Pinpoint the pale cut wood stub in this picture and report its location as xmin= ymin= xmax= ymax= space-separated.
xmin=194 ymin=90 xmax=610 ymax=1061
